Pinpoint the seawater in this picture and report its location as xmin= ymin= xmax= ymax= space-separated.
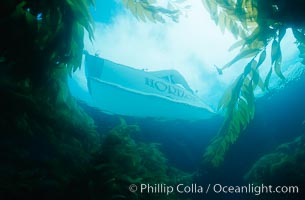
xmin=80 ymin=71 xmax=305 ymax=200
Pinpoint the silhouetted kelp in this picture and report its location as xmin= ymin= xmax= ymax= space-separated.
xmin=89 ymin=118 xmax=193 ymax=200
xmin=244 ymin=134 xmax=305 ymax=199
xmin=0 ymin=2 xmax=194 ymax=199
xmin=202 ymin=0 xmax=305 ymax=167
xmin=1 ymin=0 xmax=98 ymax=199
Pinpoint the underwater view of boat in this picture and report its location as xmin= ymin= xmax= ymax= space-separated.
xmin=85 ymin=53 xmax=215 ymax=120
xmin=4 ymin=1 xmax=305 ymax=199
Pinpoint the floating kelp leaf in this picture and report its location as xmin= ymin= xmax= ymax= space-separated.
xmin=135 ymin=5 xmax=146 ymax=21
xmin=270 ymin=38 xmax=285 ymax=80
xmin=218 ymin=87 xmax=232 ymax=111
xmin=223 ymin=48 xmax=259 ymax=70
xmin=251 ymin=60 xmax=258 ymax=69
xmin=251 ymin=68 xmax=263 ymax=90
xmin=230 ymin=22 xmax=240 ymax=38
xmin=203 ymin=0 xmax=218 ymax=21
xmin=237 ymin=99 xmax=249 ymax=119
xmin=274 ymin=55 xmax=285 ymax=80
xmin=218 ymin=75 xmax=243 ymax=111
xmin=243 ymin=0 xmax=258 ymax=20
xmin=249 ymin=39 xmax=265 ymax=50
xmin=244 ymin=26 xmax=260 ymax=43
xmin=218 ymin=12 xmax=226 ymax=33
xmin=243 ymin=60 xmax=253 ymax=75
xmin=123 ymin=0 xmax=184 ymax=23
xmin=264 ymin=67 xmax=273 ymax=90
xmin=271 ymin=39 xmax=280 ymax=65
xmin=228 ymin=40 xmax=245 ymax=51
xmin=257 ymin=75 xmax=265 ymax=91
xmin=243 ymin=59 xmax=257 ymax=77
xmin=66 ymin=0 xmax=94 ymax=40
xmin=256 ymin=49 xmax=266 ymax=69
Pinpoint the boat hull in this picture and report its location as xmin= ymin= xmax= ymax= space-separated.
xmin=85 ymin=54 xmax=215 ymax=120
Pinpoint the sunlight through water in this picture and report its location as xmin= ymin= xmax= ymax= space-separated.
xmin=69 ymin=0 xmax=301 ymax=112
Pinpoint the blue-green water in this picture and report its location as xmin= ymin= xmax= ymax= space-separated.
xmin=77 ymin=70 xmax=305 ymax=199
xmin=3 ymin=0 xmax=305 ymax=199
xmin=68 ymin=2 xmax=305 ymax=199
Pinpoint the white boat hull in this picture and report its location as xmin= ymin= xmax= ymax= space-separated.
xmin=85 ymin=54 xmax=215 ymax=120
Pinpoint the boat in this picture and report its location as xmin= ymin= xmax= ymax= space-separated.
xmin=84 ymin=53 xmax=215 ymax=120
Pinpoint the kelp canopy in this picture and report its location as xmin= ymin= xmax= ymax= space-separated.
xmin=202 ymin=0 xmax=305 ymax=167
xmin=0 ymin=0 xmax=94 ymax=84
xmin=0 ymin=1 xmax=194 ymax=199
xmin=0 ymin=0 xmax=98 ymax=198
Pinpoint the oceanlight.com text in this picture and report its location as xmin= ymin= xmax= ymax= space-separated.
xmin=129 ymin=183 xmax=299 ymax=196
xmin=212 ymin=184 xmax=299 ymax=196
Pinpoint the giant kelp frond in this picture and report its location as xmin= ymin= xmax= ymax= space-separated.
xmin=201 ymin=0 xmax=258 ymax=39
xmin=202 ymin=0 xmax=305 ymax=81
xmin=201 ymin=0 xmax=305 ymax=166
xmin=91 ymin=120 xmax=192 ymax=200
xmin=35 ymin=0 xmax=94 ymax=74
xmin=201 ymin=0 xmax=297 ymax=76
xmin=1 ymin=1 xmax=101 ymax=198
xmin=123 ymin=0 xmax=189 ymax=23
xmin=206 ymin=33 xmax=285 ymax=166
xmin=204 ymin=57 xmax=265 ymax=167
xmin=1 ymin=0 xmax=95 ymax=84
